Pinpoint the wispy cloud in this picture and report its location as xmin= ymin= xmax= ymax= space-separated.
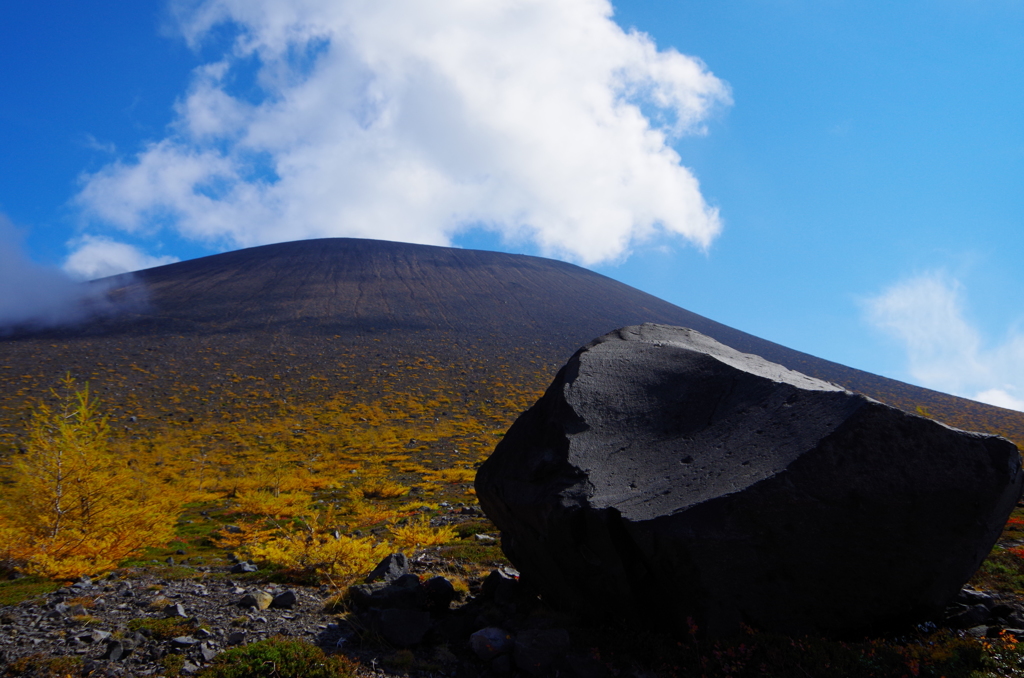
xmin=80 ymin=133 xmax=117 ymax=155
xmin=864 ymin=271 xmax=1024 ymax=412
xmin=0 ymin=215 xmax=135 ymax=332
xmin=63 ymin=235 xmax=179 ymax=281
xmin=74 ymin=0 xmax=731 ymax=265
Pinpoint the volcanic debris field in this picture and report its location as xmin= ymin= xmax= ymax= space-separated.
xmin=1 ymin=238 xmax=1024 ymax=677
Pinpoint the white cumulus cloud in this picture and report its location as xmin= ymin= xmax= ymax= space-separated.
xmin=864 ymin=271 xmax=1024 ymax=412
xmin=63 ymin=235 xmax=180 ymax=281
xmin=74 ymin=0 xmax=731 ymax=265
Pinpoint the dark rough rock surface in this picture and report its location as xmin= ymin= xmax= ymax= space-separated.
xmin=476 ymin=323 xmax=1024 ymax=636
xmin=365 ymin=552 xmax=409 ymax=584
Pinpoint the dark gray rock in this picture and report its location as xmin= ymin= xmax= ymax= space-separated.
xmin=513 ymin=628 xmax=570 ymax=676
xmin=171 ymin=635 xmax=198 ymax=649
xmin=164 ymin=603 xmax=187 ymax=618
xmin=469 ymin=627 xmax=514 ymax=661
xmin=423 ymin=576 xmax=456 ymax=611
xmin=476 ymin=324 xmax=1023 ymax=636
xmin=78 ymin=629 xmax=111 ymax=644
xmin=238 ymin=591 xmax=273 ymax=610
xmin=947 ymin=604 xmax=993 ymax=629
xmin=230 ymin=561 xmax=258 ymax=574
xmin=365 ymin=553 xmax=409 ymax=584
xmin=481 ymin=569 xmax=520 ymax=606
xmin=957 ymin=588 xmax=995 ymax=608
xmin=490 ymin=654 xmax=514 ymax=676
xmin=376 ymin=608 xmax=432 ymax=647
xmin=349 ymin=574 xmax=423 ymax=610
xmin=102 ymin=639 xmax=134 ymax=661
xmin=271 ymin=590 xmax=298 ymax=609
xmin=200 ymin=642 xmax=218 ymax=662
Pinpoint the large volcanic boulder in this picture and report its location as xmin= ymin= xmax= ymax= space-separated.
xmin=475 ymin=324 xmax=1023 ymax=636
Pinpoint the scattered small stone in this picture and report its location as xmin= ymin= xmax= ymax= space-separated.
xmin=947 ymin=604 xmax=992 ymax=629
xmin=164 ymin=603 xmax=188 ymax=618
xmin=271 ymin=590 xmax=297 ymax=610
xmin=102 ymin=639 xmax=130 ymax=661
xmin=238 ymin=591 xmax=273 ymax=610
xmin=171 ymin=636 xmax=198 ymax=649
xmin=79 ymin=629 xmax=111 ymax=644
xmin=200 ymin=642 xmax=218 ymax=662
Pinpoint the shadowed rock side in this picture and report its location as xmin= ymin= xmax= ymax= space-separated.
xmin=475 ymin=324 xmax=1024 ymax=637
xmin=3 ymin=238 xmax=1024 ymax=442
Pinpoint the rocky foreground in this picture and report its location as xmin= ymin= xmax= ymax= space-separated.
xmin=3 ymin=548 xmax=1024 ymax=678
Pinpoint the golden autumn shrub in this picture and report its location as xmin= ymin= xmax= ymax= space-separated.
xmin=238 ymin=511 xmax=390 ymax=585
xmin=0 ymin=376 xmax=180 ymax=579
xmin=390 ymin=515 xmax=457 ymax=552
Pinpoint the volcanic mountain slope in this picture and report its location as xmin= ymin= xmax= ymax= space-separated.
xmin=1 ymin=237 xmax=1022 ymax=445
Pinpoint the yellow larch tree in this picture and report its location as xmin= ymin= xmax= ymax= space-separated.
xmin=0 ymin=375 xmax=181 ymax=579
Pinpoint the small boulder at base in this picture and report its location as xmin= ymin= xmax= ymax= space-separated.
xmin=475 ymin=324 xmax=1023 ymax=636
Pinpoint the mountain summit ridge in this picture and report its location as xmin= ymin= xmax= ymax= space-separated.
xmin=2 ymin=237 xmax=1022 ymax=444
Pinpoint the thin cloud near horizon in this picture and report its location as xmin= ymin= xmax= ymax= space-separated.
xmin=864 ymin=271 xmax=1024 ymax=413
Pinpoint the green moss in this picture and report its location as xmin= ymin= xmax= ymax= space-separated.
xmin=0 ymin=576 xmax=63 ymax=606
xmin=197 ymin=637 xmax=359 ymax=678
xmin=160 ymin=653 xmax=187 ymax=677
xmin=4 ymin=653 xmax=86 ymax=677
xmin=437 ymin=541 xmax=508 ymax=567
xmin=127 ymin=616 xmax=198 ymax=640
xmin=453 ymin=520 xmax=496 ymax=539
xmin=970 ymin=546 xmax=1024 ymax=593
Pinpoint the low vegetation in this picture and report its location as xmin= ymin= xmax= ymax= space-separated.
xmin=0 ymin=358 xmax=543 ymax=585
xmin=198 ymin=637 xmax=360 ymax=678
xmin=2 ymin=360 xmax=1024 ymax=676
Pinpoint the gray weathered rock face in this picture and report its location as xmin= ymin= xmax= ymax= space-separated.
xmin=475 ymin=324 xmax=1024 ymax=636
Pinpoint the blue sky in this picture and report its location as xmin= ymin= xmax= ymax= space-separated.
xmin=2 ymin=0 xmax=1023 ymax=410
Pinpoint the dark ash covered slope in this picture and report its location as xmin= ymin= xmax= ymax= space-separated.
xmin=1 ymin=237 xmax=1021 ymax=443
